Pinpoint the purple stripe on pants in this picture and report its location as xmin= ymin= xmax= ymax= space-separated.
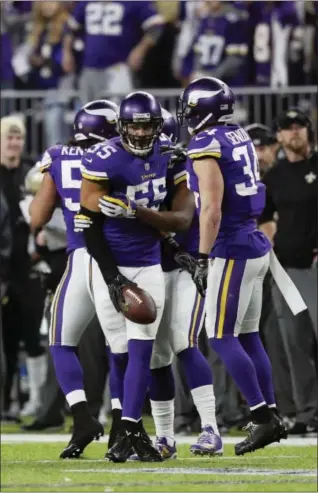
xmin=53 ymin=252 xmax=74 ymax=344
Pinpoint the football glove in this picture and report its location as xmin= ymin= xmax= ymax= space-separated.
xmin=99 ymin=192 xmax=137 ymax=219
xmin=107 ymin=273 xmax=137 ymax=312
xmin=74 ymin=213 xmax=93 ymax=232
xmin=160 ymin=143 xmax=187 ymax=166
xmin=174 ymin=251 xmax=197 ymax=277
xmin=193 ymin=254 xmax=209 ymax=297
xmin=162 ymin=234 xmax=197 ymax=276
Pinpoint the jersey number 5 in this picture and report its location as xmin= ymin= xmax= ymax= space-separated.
xmin=61 ymin=159 xmax=81 ymax=212
xmin=233 ymin=144 xmax=260 ymax=197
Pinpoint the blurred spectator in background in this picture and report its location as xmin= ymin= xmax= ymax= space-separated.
xmin=245 ymin=123 xmax=278 ymax=177
xmin=28 ymin=1 xmax=69 ymax=147
xmin=1 ymin=1 xmax=32 ymax=115
xmin=0 ymin=189 xmax=12 ymax=417
xmin=250 ymin=1 xmax=302 ymax=87
xmin=259 ymin=109 xmax=318 ymax=434
xmin=63 ymin=1 xmax=164 ymax=104
xmin=0 ymin=115 xmax=46 ymax=421
xmin=138 ymin=1 xmax=181 ymax=89
xmin=175 ymin=1 xmax=249 ymax=87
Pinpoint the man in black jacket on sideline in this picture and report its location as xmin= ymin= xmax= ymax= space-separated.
xmin=258 ymin=109 xmax=318 ymax=435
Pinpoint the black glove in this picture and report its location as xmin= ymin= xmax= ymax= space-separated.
xmin=174 ymin=251 xmax=197 ymax=276
xmin=162 ymin=234 xmax=197 ymax=276
xmin=193 ymin=254 xmax=209 ymax=297
xmin=107 ymin=273 xmax=137 ymax=313
xmin=160 ymin=143 xmax=187 ymax=166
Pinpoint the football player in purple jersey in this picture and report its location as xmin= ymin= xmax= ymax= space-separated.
xmin=128 ymin=108 xmax=222 ymax=459
xmin=63 ymin=1 xmax=164 ymax=103
xmin=250 ymin=1 xmax=301 ymax=86
xmin=177 ymin=76 xmax=288 ymax=455
xmin=178 ymin=1 xmax=249 ymax=87
xmin=29 ymin=99 xmax=119 ymax=459
xmin=79 ymin=92 xmax=196 ymax=462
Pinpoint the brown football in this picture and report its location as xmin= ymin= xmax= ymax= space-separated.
xmin=120 ymin=285 xmax=157 ymax=325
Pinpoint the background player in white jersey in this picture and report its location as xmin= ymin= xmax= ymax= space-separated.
xmin=29 ymin=100 xmax=118 ymax=459
xmin=178 ymin=76 xmax=287 ymax=455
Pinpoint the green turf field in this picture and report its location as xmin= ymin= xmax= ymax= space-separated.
xmin=1 ymin=434 xmax=317 ymax=492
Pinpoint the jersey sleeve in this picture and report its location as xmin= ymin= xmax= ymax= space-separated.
xmin=39 ymin=145 xmax=63 ymax=175
xmin=166 ymin=158 xmax=187 ymax=191
xmin=133 ymin=1 xmax=163 ymax=32
xmin=187 ymin=131 xmax=222 ymax=160
xmin=225 ymin=10 xmax=249 ymax=57
xmin=80 ymin=144 xmax=118 ymax=182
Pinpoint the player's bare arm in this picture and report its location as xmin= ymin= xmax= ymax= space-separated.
xmin=259 ymin=222 xmax=276 ymax=244
xmin=194 ymin=157 xmax=224 ymax=255
xmin=80 ymin=177 xmax=109 ymax=212
xmin=135 ymin=182 xmax=195 ymax=232
xmin=29 ymin=172 xmax=57 ymax=231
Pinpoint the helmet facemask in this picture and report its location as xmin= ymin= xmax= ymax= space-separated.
xmin=119 ymin=116 xmax=163 ymax=156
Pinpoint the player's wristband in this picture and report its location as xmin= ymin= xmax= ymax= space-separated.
xmin=164 ymin=234 xmax=181 ymax=253
xmin=198 ymin=253 xmax=209 ymax=260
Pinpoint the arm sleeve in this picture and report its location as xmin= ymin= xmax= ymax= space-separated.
xmin=81 ymin=206 xmax=119 ymax=283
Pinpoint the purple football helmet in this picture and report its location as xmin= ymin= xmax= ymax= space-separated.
xmin=118 ymin=91 xmax=163 ymax=156
xmin=177 ymin=77 xmax=235 ymax=135
xmin=73 ymin=100 xmax=118 ymax=142
xmin=161 ymin=107 xmax=178 ymax=143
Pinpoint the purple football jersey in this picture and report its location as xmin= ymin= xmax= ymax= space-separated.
xmin=181 ymin=4 xmax=249 ymax=87
xmin=187 ymin=126 xmax=271 ymax=260
xmin=40 ymin=145 xmax=85 ymax=253
xmin=81 ymin=135 xmax=187 ymax=267
xmin=251 ymin=1 xmax=300 ymax=86
xmin=69 ymin=1 xmax=161 ymax=69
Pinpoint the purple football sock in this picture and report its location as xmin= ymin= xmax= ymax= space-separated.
xmin=149 ymin=365 xmax=175 ymax=401
xmin=109 ymin=351 xmax=128 ymax=406
xmin=177 ymin=347 xmax=213 ymax=390
xmin=122 ymin=339 xmax=153 ymax=421
xmin=210 ymin=336 xmax=266 ymax=408
xmin=239 ymin=332 xmax=276 ymax=407
xmin=50 ymin=345 xmax=84 ymax=395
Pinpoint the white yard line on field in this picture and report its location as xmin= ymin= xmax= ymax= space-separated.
xmin=4 ymin=455 xmax=303 ymax=464
xmin=1 ymin=433 xmax=317 ymax=446
xmin=63 ymin=467 xmax=317 ymax=477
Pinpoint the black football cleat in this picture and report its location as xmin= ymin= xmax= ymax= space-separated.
xmin=272 ymin=412 xmax=288 ymax=440
xmin=106 ymin=429 xmax=163 ymax=463
xmin=108 ymin=409 xmax=123 ymax=450
xmin=234 ymin=417 xmax=287 ymax=456
xmin=105 ymin=429 xmax=133 ymax=463
xmin=60 ymin=417 xmax=104 ymax=459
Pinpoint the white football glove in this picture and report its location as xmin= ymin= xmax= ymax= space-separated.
xmin=99 ymin=193 xmax=137 ymax=219
xmin=74 ymin=213 xmax=92 ymax=232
